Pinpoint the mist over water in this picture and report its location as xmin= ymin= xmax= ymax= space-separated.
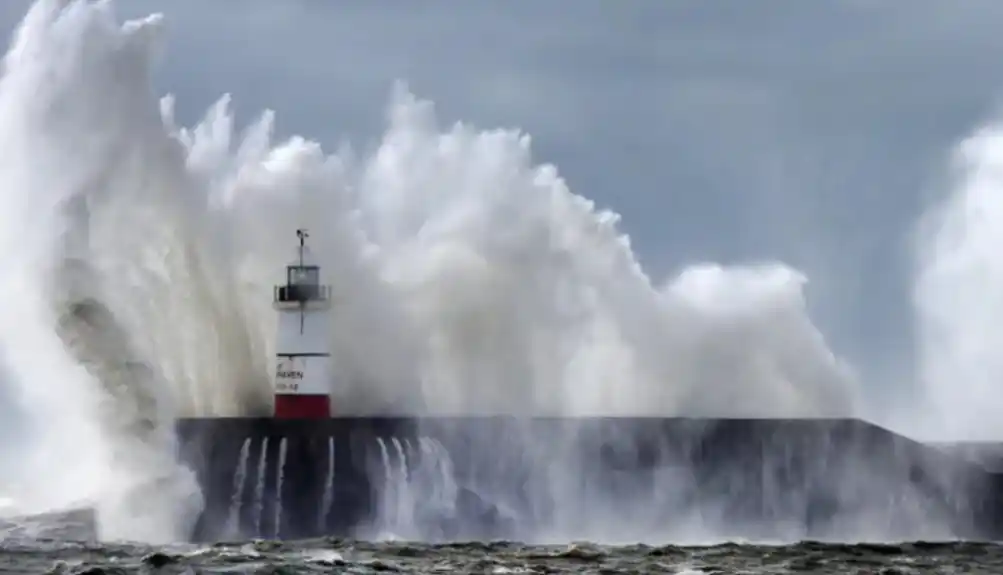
xmin=914 ymin=122 xmax=1003 ymax=442
xmin=0 ymin=0 xmax=997 ymax=543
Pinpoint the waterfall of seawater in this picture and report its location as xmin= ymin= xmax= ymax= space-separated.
xmin=252 ymin=437 xmax=269 ymax=535
xmin=375 ymin=437 xmax=396 ymax=536
xmin=318 ymin=437 xmax=335 ymax=531
xmin=273 ymin=437 xmax=287 ymax=539
xmin=391 ymin=438 xmax=414 ymax=533
xmin=371 ymin=436 xmax=463 ymax=540
xmin=418 ymin=437 xmax=459 ymax=520
xmin=226 ymin=438 xmax=251 ymax=537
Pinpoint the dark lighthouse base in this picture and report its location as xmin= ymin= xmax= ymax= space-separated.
xmin=175 ymin=417 xmax=1003 ymax=543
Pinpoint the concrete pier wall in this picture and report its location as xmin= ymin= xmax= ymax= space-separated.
xmin=175 ymin=417 xmax=1003 ymax=542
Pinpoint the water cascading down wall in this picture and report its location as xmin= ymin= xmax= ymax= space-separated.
xmin=176 ymin=416 xmax=1003 ymax=543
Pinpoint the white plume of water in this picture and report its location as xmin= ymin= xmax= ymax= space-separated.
xmin=914 ymin=120 xmax=1003 ymax=441
xmin=0 ymin=0 xmax=860 ymax=541
xmin=0 ymin=0 xmax=203 ymax=543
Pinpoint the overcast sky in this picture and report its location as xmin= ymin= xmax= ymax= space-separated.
xmin=3 ymin=0 xmax=1003 ymax=418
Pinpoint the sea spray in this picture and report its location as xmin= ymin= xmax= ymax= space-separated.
xmin=0 ymin=0 xmax=860 ymax=541
xmin=0 ymin=0 xmax=201 ymax=542
xmin=914 ymin=120 xmax=1003 ymax=441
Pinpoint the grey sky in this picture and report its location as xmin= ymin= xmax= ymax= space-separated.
xmin=2 ymin=0 xmax=1003 ymax=422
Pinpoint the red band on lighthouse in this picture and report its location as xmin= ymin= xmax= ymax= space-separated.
xmin=275 ymin=394 xmax=331 ymax=419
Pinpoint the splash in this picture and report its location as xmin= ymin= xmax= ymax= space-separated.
xmin=914 ymin=119 xmax=1003 ymax=441
xmin=0 ymin=0 xmax=858 ymax=541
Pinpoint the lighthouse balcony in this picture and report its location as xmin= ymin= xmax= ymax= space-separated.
xmin=273 ymin=284 xmax=331 ymax=309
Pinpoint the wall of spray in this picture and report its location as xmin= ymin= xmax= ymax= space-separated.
xmin=0 ymin=0 xmax=999 ymax=543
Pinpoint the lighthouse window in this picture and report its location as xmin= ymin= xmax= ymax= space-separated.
xmin=288 ymin=266 xmax=319 ymax=286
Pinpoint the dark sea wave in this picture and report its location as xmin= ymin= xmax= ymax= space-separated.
xmin=1 ymin=538 xmax=1000 ymax=574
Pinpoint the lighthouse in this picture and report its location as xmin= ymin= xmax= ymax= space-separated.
xmin=272 ymin=229 xmax=333 ymax=418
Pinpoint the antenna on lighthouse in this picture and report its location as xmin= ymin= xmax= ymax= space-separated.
xmin=296 ymin=228 xmax=309 ymax=266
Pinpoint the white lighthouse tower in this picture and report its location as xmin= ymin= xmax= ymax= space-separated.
xmin=272 ymin=229 xmax=333 ymax=418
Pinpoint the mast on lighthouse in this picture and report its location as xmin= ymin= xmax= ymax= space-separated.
xmin=272 ymin=229 xmax=333 ymax=418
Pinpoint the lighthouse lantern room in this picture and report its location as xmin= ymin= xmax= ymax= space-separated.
xmin=272 ymin=229 xmax=333 ymax=419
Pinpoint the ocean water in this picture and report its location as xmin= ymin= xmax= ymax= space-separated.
xmin=3 ymin=537 xmax=1000 ymax=574
xmin=1 ymin=509 xmax=994 ymax=573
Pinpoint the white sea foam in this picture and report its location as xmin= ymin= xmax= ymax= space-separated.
xmin=0 ymin=0 xmax=869 ymax=541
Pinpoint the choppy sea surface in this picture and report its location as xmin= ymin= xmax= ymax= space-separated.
xmin=0 ymin=511 xmax=998 ymax=575
xmin=3 ymin=538 xmax=1002 ymax=574
xmin=0 ymin=508 xmax=998 ymax=573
